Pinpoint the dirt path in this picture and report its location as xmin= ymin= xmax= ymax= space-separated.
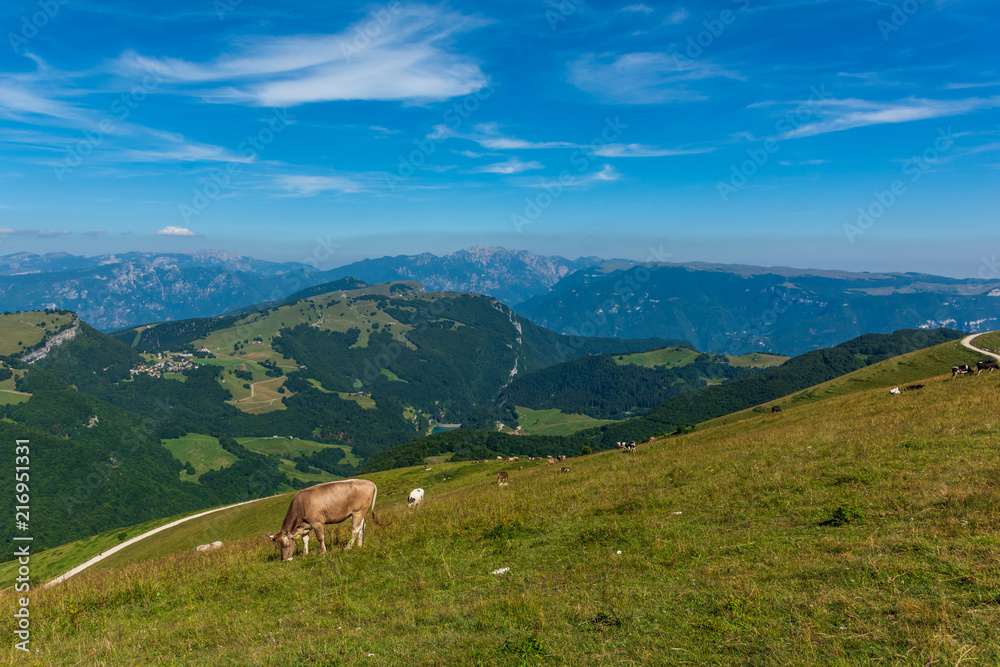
xmin=961 ymin=333 xmax=1000 ymax=362
xmin=44 ymin=495 xmax=273 ymax=588
xmin=241 ymin=376 xmax=282 ymax=401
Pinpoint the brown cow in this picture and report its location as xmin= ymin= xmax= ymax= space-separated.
xmin=497 ymin=471 xmax=509 ymax=486
xmin=267 ymin=479 xmax=386 ymax=562
xmin=771 ymin=406 xmax=782 ymax=413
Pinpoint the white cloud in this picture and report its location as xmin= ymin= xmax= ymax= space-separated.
xmin=0 ymin=227 xmax=14 ymax=233
xmin=273 ymin=175 xmax=367 ymax=196
xmin=157 ymin=226 xmax=198 ymax=236
xmin=432 ymin=122 xmax=576 ymax=150
xmin=116 ymin=5 xmax=489 ymax=106
xmin=593 ymin=143 xmax=715 ymax=157
xmin=568 ymin=52 xmax=740 ymax=104
xmin=470 ymin=157 xmax=544 ymax=174
xmin=781 ymin=96 xmax=1000 ymax=139
xmin=621 ymin=4 xmax=654 ymax=13
xmin=517 ymin=164 xmax=620 ymax=188
xmin=665 ymin=8 xmax=689 ymax=24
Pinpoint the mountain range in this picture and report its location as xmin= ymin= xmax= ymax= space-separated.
xmin=3 ymin=246 xmax=1000 ymax=356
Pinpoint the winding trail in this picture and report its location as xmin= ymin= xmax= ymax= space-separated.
xmin=960 ymin=333 xmax=1000 ymax=362
xmin=44 ymin=495 xmax=274 ymax=589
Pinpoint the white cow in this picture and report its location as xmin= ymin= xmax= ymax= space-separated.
xmin=408 ymin=488 xmax=425 ymax=507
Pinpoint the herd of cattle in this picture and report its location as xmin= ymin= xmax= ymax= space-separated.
xmin=253 ymin=357 xmax=1000 ymax=563
xmin=953 ymin=360 xmax=999 ymax=378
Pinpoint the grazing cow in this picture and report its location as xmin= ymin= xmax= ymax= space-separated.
xmin=497 ymin=471 xmax=509 ymax=486
xmin=407 ymin=488 xmax=424 ymax=507
xmin=547 ymin=457 xmax=555 ymax=466
xmin=559 ymin=467 xmax=571 ymax=473
xmin=953 ymin=364 xmax=974 ymax=378
xmin=556 ymin=455 xmax=566 ymax=462
xmin=889 ymin=387 xmax=901 ymax=395
xmin=903 ymin=384 xmax=925 ymax=391
xmin=977 ymin=360 xmax=999 ymax=374
xmin=624 ymin=442 xmax=637 ymax=453
xmin=771 ymin=406 xmax=782 ymax=413
xmin=267 ymin=479 xmax=386 ymax=562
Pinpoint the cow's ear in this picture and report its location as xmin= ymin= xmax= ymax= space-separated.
xmin=266 ymin=533 xmax=276 ymax=541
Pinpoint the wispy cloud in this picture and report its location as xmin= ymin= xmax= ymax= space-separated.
xmin=593 ymin=143 xmax=715 ymax=157
xmin=568 ymin=52 xmax=740 ymax=104
xmin=665 ymin=8 xmax=689 ymax=24
xmin=469 ymin=157 xmax=543 ymax=174
xmin=781 ymin=96 xmax=1000 ymax=139
xmin=0 ymin=228 xmax=72 ymax=237
xmin=433 ymin=122 xmax=577 ymax=150
xmin=273 ymin=175 xmax=367 ymax=196
xmin=944 ymin=81 xmax=1000 ymax=90
xmin=115 ymin=5 xmax=489 ymax=107
xmin=516 ymin=164 xmax=620 ymax=188
xmin=620 ymin=4 xmax=655 ymax=13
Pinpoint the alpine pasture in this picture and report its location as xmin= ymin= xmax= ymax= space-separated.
xmin=5 ymin=349 xmax=1000 ymax=665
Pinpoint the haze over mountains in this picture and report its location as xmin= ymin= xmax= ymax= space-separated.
xmin=3 ymin=246 xmax=1000 ymax=356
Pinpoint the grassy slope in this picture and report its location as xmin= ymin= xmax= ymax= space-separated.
xmin=700 ymin=337 xmax=984 ymax=431
xmin=238 ymin=437 xmax=361 ymax=467
xmin=726 ymin=352 xmax=789 ymax=368
xmin=7 ymin=346 xmax=1000 ymax=665
xmin=0 ymin=311 xmax=74 ymax=355
xmin=161 ymin=434 xmax=240 ymax=482
xmin=515 ymin=405 xmax=614 ymax=436
xmin=613 ymin=346 xmax=700 ymax=368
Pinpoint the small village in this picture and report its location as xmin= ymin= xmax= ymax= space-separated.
xmin=128 ymin=353 xmax=196 ymax=378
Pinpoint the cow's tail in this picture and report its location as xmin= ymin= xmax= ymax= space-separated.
xmin=368 ymin=485 xmax=391 ymax=527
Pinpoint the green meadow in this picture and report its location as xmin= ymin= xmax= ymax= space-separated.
xmin=6 ymin=338 xmax=1000 ymax=665
xmin=515 ymin=406 xmax=614 ymax=436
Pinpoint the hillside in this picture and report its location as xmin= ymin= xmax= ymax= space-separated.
xmin=0 ymin=294 xmax=675 ymax=550
xmin=498 ymin=346 xmax=782 ymax=420
xmin=6 ymin=345 xmax=1000 ymax=665
xmin=515 ymin=261 xmax=1000 ymax=356
xmin=361 ymin=328 xmax=970 ymax=471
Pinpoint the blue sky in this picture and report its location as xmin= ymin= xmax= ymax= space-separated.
xmin=0 ymin=0 xmax=997 ymax=276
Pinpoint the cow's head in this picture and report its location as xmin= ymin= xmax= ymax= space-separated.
xmin=266 ymin=530 xmax=302 ymax=562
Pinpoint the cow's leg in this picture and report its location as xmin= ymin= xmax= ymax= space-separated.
xmin=314 ymin=523 xmax=327 ymax=554
xmin=358 ymin=517 xmax=366 ymax=548
xmin=302 ymin=533 xmax=309 ymax=555
xmin=346 ymin=512 xmax=363 ymax=550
